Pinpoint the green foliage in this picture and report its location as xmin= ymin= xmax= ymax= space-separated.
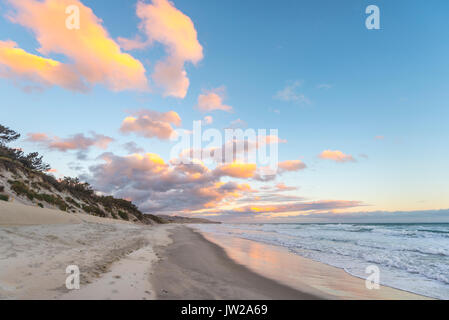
xmin=81 ymin=204 xmax=106 ymax=217
xmin=0 ymin=124 xmax=162 ymax=225
xmin=9 ymin=180 xmax=34 ymax=200
xmin=8 ymin=179 xmax=68 ymax=211
xmin=0 ymin=194 xmax=9 ymax=202
xmin=65 ymin=196 xmax=80 ymax=208
xmin=37 ymin=203 xmax=44 ymax=208
xmin=34 ymin=193 xmax=68 ymax=211
xmin=0 ymin=125 xmax=20 ymax=145
xmin=0 ymin=147 xmax=50 ymax=172
xmin=145 ymin=214 xmax=167 ymax=224
xmin=118 ymin=211 xmax=129 ymax=221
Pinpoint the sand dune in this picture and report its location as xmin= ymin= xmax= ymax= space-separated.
xmin=0 ymin=201 xmax=173 ymax=299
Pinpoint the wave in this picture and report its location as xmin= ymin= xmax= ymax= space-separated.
xmin=195 ymin=222 xmax=449 ymax=299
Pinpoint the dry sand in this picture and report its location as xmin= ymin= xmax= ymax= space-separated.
xmin=0 ymin=201 xmax=173 ymax=300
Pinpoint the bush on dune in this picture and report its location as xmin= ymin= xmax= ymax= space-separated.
xmin=0 ymin=123 xmax=161 ymax=224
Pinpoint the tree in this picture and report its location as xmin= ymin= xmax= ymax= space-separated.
xmin=0 ymin=125 xmax=20 ymax=145
xmin=0 ymin=124 xmax=50 ymax=172
xmin=21 ymin=152 xmax=51 ymax=172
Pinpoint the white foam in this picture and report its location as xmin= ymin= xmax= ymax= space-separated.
xmin=195 ymin=223 xmax=449 ymax=300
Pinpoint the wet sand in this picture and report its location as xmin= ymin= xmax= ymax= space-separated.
xmin=151 ymin=226 xmax=320 ymax=299
xmin=194 ymin=228 xmax=432 ymax=300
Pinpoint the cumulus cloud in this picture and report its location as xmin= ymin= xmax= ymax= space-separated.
xmin=119 ymin=0 xmax=203 ymax=98
xmin=214 ymin=162 xmax=257 ymax=179
xmin=178 ymin=135 xmax=287 ymax=165
xmin=197 ymin=87 xmax=233 ymax=112
xmin=0 ymin=40 xmax=86 ymax=91
xmin=4 ymin=0 xmax=148 ymax=92
xmin=87 ymin=153 xmax=254 ymax=213
xmin=122 ymin=142 xmax=145 ymax=154
xmin=83 ymin=149 xmax=364 ymax=218
xmin=27 ymin=132 xmax=114 ymax=152
xmin=120 ymin=109 xmax=182 ymax=140
xmin=319 ymin=150 xmax=356 ymax=163
xmin=278 ymin=160 xmax=307 ymax=172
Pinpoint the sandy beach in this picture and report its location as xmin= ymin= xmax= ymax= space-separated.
xmin=0 ymin=201 xmax=174 ymax=300
xmin=0 ymin=201 xmax=431 ymax=300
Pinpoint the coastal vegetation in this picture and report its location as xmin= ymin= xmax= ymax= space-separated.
xmin=0 ymin=124 xmax=163 ymax=224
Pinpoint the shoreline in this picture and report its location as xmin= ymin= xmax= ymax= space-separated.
xmin=191 ymin=226 xmax=432 ymax=300
xmin=0 ymin=202 xmax=433 ymax=300
xmin=150 ymin=225 xmax=320 ymax=300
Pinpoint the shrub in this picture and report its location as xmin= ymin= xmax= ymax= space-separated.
xmin=9 ymin=180 xmax=34 ymax=200
xmin=0 ymin=185 xmax=4 ymax=192
xmin=0 ymin=194 xmax=9 ymax=202
xmin=65 ymin=197 xmax=80 ymax=208
xmin=146 ymin=214 xmax=166 ymax=224
xmin=118 ymin=211 xmax=129 ymax=221
xmin=82 ymin=204 xmax=106 ymax=217
xmin=37 ymin=203 xmax=44 ymax=208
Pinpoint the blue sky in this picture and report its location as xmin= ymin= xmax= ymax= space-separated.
xmin=1 ymin=0 xmax=448 ymax=221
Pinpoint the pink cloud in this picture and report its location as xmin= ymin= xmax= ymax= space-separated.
xmin=197 ymin=87 xmax=233 ymax=112
xmin=27 ymin=132 xmax=114 ymax=152
xmin=5 ymin=0 xmax=148 ymax=92
xmin=0 ymin=40 xmax=86 ymax=91
xmin=276 ymin=183 xmax=298 ymax=191
xmin=120 ymin=0 xmax=203 ymax=98
xmin=120 ymin=110 xmax=182 ymax=140
xmin=278 ymin=160 xmax=307 ymax=172
xmin=88 ymin=153 xmax=254 ymax=213
xmin=319 ymin=150 xmax=356 ymax=163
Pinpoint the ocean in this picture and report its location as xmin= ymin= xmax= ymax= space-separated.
xmin=194 ymin=223 xmax=449 ymax=299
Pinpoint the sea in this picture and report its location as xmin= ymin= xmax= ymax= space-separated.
xmin=194 ymin=223 xmax=449 ymax=299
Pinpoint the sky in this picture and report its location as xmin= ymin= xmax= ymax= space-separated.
xmin=1 ymin=0 xmax=448 ymax=222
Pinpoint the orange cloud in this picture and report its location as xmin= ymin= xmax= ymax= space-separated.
xmin=88 ymin=152 xmax=256 ymax=213
xmin=319 ymin=150 xmax=355 ymax=163
xmin=198 ymin=182 xmax=253 ymax=208
xmin=197 ymin=87 xmax=233 ymax=112
xmin=120 ymin=110 xmax=181 ymax=140
xmin=6 ymin=0 xmax=148 ymax=92
xmin=222 ymin=200 xmax=363 ymax=215
xmin=215 ymin=162 xmax=257 ymax=179
xmin=278 ymin=160 xmax=307 ymax=172
xmin=0 ymin=40 xmax=86 ymax=91
xmin=127 ymin=0 xmax=203 ymax=98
